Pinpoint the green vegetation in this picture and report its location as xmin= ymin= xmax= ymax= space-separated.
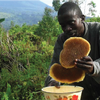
xmin=0 ymin=8 xmax=62 ymax=100
xmin=85 ymin=17 xmax=100 ymax=22
xmin=0 ymin=4 xmax=100 ymax=99
xmin=0 ymin=18 xmax=5 ymax=23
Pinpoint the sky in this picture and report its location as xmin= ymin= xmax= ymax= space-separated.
xmin=0 ymin=0 xmax=99 ymax=16
xmin=40 ymin=0 xmax=100 ymax=17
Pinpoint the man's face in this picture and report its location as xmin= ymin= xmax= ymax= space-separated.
xmin=58 ymin=11 xmax=84 ymax=37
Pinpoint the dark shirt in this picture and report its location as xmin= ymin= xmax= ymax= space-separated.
xmin=45 ymin=22 xmax=100 ymax=100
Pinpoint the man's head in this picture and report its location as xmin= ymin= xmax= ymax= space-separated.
xmin=58 ymin=2 xmax=85 ymax=37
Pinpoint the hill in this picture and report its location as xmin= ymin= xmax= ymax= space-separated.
xmin=0 ymin=0 xmax=54 ymax=30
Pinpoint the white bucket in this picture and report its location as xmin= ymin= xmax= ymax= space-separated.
xmin=42 ymin=85 xmax=83 ymax=100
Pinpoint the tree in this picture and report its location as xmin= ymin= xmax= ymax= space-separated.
xmin=63 ymin=0 xmax=83 ymax=5
xmin=88 ymin=1 xmax=96 ymax=17
xmin=35 ymin=7 xmax=54 ymax=40
xmin=10 ymin=21 xmax=15 ymax=29
xmin=0 ymin=18 xmax=5 ymax=48
xmin=52 ymin=0 xmax=84 ymax=12
xmin=52 ymin=0 xmax=61 ymax=12
xmin=0 ymin=18 xmax=5 ymax=23
xmin=35 ymin=7 xmax=62 ymax=44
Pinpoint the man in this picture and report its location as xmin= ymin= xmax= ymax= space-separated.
xmin=45 ymin=2 xmax=100 ymax=100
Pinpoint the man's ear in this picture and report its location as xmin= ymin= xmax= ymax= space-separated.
xmin=81 ymin=15 xmax=85 ymax=21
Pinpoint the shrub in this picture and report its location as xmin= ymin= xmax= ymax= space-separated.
xmin=0 ymin=30 xmax=53 ymax=100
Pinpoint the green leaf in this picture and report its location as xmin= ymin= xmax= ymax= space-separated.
xmin=0 ymin=18 xmax=5 ymax=23
xmin=6 ymin=83 xmax=11 ymax=96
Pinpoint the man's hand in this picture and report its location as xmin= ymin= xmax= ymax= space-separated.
xmin=74 ymin=56 xmax=94 ymax=74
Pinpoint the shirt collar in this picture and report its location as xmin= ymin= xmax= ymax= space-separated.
xmin=82 ymin=22 xmax=89 ymax=39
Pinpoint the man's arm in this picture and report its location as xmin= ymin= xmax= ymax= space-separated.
xmin=92 ymin=59 xmax=100 ymax=84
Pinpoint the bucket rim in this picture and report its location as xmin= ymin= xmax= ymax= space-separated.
xmin=41 ymin=85 xmax=84 ymax=94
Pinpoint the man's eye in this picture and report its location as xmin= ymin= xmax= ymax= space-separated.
xmin=70 ymin=21 xmax=75 ymax=24
xmin=72 ymin=21 xmax=75 ymax=24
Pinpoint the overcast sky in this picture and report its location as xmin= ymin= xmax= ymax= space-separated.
xmin=40 ymin=0 xmax=100 ymax=17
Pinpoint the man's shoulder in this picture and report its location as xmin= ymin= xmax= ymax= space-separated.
xmin=57 ymin=33 xmax=68 ymax=43
xmin=86 ymin=22 xmax=100 ymax=29
xmin=58 ymin=33 xmax=65 ymax=38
